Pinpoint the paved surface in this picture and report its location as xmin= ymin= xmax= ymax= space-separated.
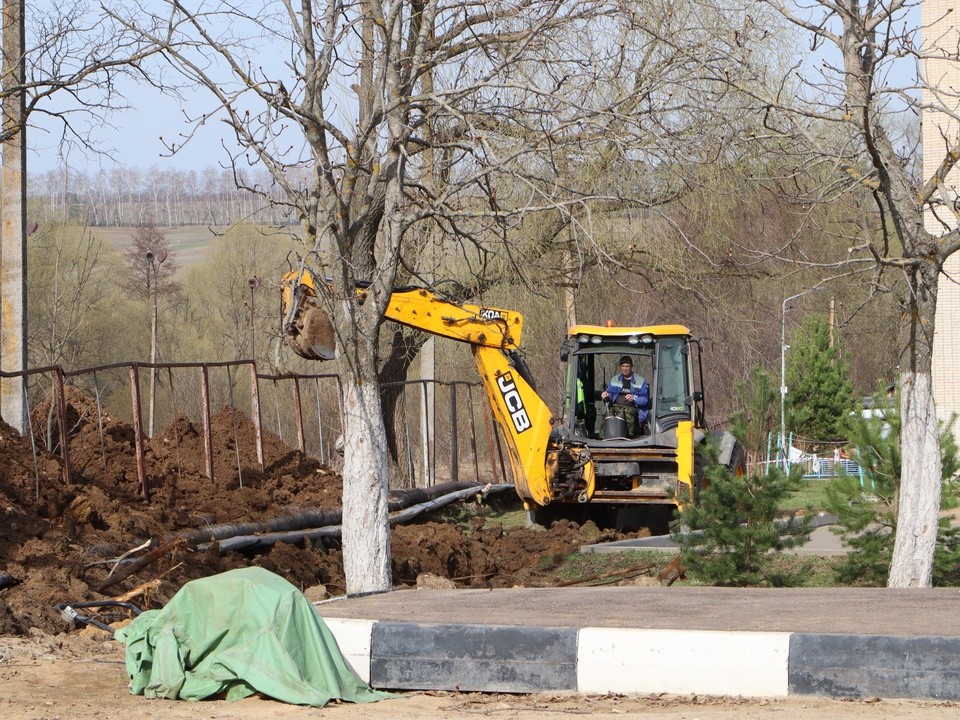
xmin=318 ymin=585 xmax=960 ymax=636
xmin=583 ymin=520 xmax=848 ymax=557
xmin=315 ymin=521 xmax=960 ymax=702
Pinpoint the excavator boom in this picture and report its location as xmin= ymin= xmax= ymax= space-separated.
xmin=279 ymin=269 xmax=594 ymax=509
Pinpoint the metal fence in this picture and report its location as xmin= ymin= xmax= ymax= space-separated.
xmin=4 ymin=360 xmax=510 ymax=500
xmin=752 ymin=455 xmax=867 ymax=487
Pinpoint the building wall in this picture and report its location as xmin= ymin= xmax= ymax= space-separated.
xmin=925 ymin=1 xmax=960 ymax=431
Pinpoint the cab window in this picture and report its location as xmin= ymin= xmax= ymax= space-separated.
xmin=656 ymin=338 xmax=688 ymax=413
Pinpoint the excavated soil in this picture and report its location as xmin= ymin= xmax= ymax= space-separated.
xmin=0 ymin=388 xmax=641 ymax=637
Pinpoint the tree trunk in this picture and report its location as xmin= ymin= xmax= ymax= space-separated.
xmin=379 ymin=329 xmax=426 ymax=487
xmin=340 ymin=366 xmax=392 ymax=594
xmin=889 ymin=276 xmax=942 ymax=588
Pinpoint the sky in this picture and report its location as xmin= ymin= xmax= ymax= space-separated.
xmin=24 ymin=0 xmax=370 ymax=178
xmin=24 ymin=0 xmax=926 ymax=177
xmin=29 ymin=84 xmax=232 ymax=174
xmin=25 ymin=0 xmax=287 ymax=175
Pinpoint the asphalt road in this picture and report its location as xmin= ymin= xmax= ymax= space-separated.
xmin=315 ymin=584 xmax=960 ymax=636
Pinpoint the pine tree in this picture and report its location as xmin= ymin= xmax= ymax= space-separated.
xmin=730 ymin=366 xmax=778 ymax=461
xmin=826 ymin=390 xmax=960 ymax=586
xmin=785 ymin=315 xmax=855 ymax=443
xmin=673 ymin=448 xmax=812 ymax=587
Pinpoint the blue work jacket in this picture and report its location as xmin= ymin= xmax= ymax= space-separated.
xmin=606 ymin=374 xmax=650 ymax=423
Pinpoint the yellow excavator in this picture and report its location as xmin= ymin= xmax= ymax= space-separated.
xmin=280 ymin=267 xmax=745 ymax=530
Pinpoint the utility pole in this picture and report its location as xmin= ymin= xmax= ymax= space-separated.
xmin=419 ymin=41 xmax=437 ymax=489
xmin=146 ymin=249 xmax=166 ymax=437
xmin=247 ymin=276 xmax=260 ymax=361
xmin=1 ymin=0 xmax=27 ymax=433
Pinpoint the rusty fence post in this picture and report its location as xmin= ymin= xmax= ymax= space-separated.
xmin=249 ymin=362 xmax=264 ymax=469
xmin=128 ymin=364 xmax=148 ymax=500
xmin=52 ymin=366 xmax=72 ymax=485
xmin=313 ymin=378 xmax=325 ymax=464
xmin=466 ymin=384 xmax=481 ymax=484
xmin=449 ymin=381 xmax=459 ymax=484
xmin=200 ymin=364 xmax=214 ymax=482
xmin=479 ymin=390 xmax=500 ymax=486
xmin=291 ymin=376 xmax=305 ymax=453
xmin=420 ymin=380 xmax=433 ymax=487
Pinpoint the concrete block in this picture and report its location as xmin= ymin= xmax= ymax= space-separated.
xmin=578 ymin=627 xmax=790 ymax=697
xmin=790 ymin=634 xmax=960 ymax=700
xmin=323 ymin=617 xmax=375 ymax=683
xmin=370 ymin=622 xmax=578 ymax=692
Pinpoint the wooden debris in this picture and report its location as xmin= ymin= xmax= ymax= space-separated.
xmin=111 ymin=579 xmax=161 ymax=604
xmin=558 ymin=562 xmax=656 ymax=587
xmin=658 ymin=554 xmax=686 ymax=586
xmin=97 ymin=538 xmax=187 ymax=593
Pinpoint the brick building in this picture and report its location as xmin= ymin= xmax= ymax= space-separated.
xmin=925 ymin=1 xmax=960 ymax=434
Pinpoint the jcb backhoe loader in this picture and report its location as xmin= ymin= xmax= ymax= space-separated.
xmin=280 ymin=267 xmax=744 ymax=531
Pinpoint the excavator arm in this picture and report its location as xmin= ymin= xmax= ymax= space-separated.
xmin=279 ymin=269 xmax=594 ymax=508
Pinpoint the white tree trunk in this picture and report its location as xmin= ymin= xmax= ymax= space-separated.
xmin=889 ymin=371 xmax=942 ymax=587
xmin=340 ymin=379 xmax=392 ymax=594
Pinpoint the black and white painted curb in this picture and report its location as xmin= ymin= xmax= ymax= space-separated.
xmin=324 ymin=618 xmax=960 ymax=700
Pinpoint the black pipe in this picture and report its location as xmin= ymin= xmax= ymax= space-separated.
xmin=199 ymin=484 xmax=515 ymax=555
xmin=176 ymin=481 xmax=491 ymax=546
xmin=54 ymin=600 xmax=142 ymax=635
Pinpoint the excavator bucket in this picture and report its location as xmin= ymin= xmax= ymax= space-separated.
xmin=284 ymin=302 xmax=336 ymax=360
xmin=280 ymin=268 xmax=337 ymax=361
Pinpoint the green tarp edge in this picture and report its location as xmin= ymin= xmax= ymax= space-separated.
xmin=115 ymin=566 xmax=393 ymax=707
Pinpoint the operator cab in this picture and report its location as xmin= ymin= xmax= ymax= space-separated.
xmin=560 ymin=325 xmax=705 ymax=445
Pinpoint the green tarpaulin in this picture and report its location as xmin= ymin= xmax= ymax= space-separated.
xmin=115 ymin=566 xmax=392 ymax=707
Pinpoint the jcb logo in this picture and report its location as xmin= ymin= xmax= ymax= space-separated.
xmin=497 ymin=373 xmax=531 ymax=433
xmin=479 ymin=308 xmax=504 ymax=320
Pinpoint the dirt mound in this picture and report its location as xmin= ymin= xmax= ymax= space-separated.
xmin=0 ymin=389 xmax=640 ymax=637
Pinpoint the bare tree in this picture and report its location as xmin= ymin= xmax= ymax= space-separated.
xmin=21 ymin=1 xmax=163 ymax=153
xmin=1 ymin=1 xmax=163 ymax=432
xmin=27 ymin=222 xmax=104 ymax=368
xmin=26 ymin=222 xmax=105 ymax=448
xmin=98 ymin=0 xmax=609 ymax=592
xmin=119 ymin=221 xmax=181 ymax=302
xmin=686 ymin=0 xmax=959 ymax=586
xmin=181 ymin=225 xmax=293 ymax=363
xmin=107 ymin=0 xmax=788 ymax=591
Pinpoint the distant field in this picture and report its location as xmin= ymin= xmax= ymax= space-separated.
xmin=93 ymin=226 xmax=225 ymax=269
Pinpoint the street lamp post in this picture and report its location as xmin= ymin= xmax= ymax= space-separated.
xmin=780 ymin=287 xmax=823 ymax=466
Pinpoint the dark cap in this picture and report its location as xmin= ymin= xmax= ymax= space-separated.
xmin=618 ymin=355 xmax=632 ymax=366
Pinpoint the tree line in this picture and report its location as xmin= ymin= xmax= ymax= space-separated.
xmin=28 ymin=165 xmax=310 ymax=227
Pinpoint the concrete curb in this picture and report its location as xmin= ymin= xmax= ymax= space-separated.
xmin=324 ymin=619 xmax=960 ymax=701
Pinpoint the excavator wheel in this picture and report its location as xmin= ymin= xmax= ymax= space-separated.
xmin=285 ymin=304 xmax=336 ymax=360
xmin=694 ymin=441 xmax=747 ymax=504
xmin=726 ymin=442 xmax=747 ymax=477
